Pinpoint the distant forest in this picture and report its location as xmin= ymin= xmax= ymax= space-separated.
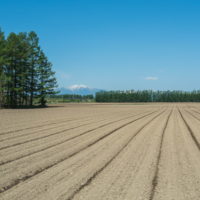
xmin=0 ymin=29 xmax=57 ymax=108
xmin=96 ymin=90 xmax=200 ymax=102
xmin=48 ymin=94 xmax=94 ymax=103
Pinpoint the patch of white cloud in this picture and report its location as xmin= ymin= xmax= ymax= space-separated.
xmin=145 ymin=76 xmax=158 ymax=80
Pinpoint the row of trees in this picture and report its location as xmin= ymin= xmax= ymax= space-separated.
xmin=96 ymin=90 xmax=200 ymax=102
xmin=49 ymin=94 xmax=94 ymax=102
xmin=0 ymin=28 xmax=57 ymax=107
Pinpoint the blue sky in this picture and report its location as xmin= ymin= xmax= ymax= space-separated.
xmin=1 ymin=0 xmax=200 ymax=90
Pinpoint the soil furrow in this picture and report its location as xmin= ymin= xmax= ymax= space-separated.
xmin=0 ymin=121 xmax=96 ymax=150
xmin=0 ymin=118 xmax=77 ymax=136
xmin=0 ymin=110 xmax=152 ymax=165
xmin=0 ymin=110 xmax=163 ymax=193
xmin=0 ymin=118 xmax=92 ymax=142
xmin=149 ymin=110 xmax=172 ymax=200
xmin=178 ymin=109 xmax=200 ymax=151
xmin=185 ymin=109 xmax=200 ymax=122
xmin=190 ymin=107 xmax=200 ymax=116
xmin=0 ymin=109 xmax=142 ymax=140
xmin=66 ymin=110 xmax=167 ymax=200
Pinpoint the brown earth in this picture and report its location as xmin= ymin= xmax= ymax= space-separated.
xmin=0 ymin=103 xmax=200 ymax=200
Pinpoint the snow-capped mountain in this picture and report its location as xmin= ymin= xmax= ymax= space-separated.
xmin=57 ymin=85 xmax=103 ymax=96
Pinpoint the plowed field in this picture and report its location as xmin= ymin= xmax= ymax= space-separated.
xmin=1 ymin=103 xmax=200 ymax=200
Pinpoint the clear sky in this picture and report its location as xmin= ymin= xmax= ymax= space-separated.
xmin=1 ymin=0 xmax=200 ymax=90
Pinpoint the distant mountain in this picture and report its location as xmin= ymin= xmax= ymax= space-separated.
xmin=57 ymin=85 xmax=104 ymax=96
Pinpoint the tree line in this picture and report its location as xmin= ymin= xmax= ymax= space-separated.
xmin=0 ymin=28 xmax=57 ymax=107
xmin=96 ymin=90 xmax=200 ymax=102
xmin=49 ymin=94 xmax=94 ymax=103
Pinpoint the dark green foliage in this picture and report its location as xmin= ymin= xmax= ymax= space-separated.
xmin=0 ymin=28 xmax=57 ymax=108
xmin=37 ymin=51 xmax=58 ymax=106
xmin=96 ymin=90 xmax=200 ymax=102
xmin=48 ymin=94 xmax=94 ymax=103
xmin=0 ymin=29 xmax=6 ymax=107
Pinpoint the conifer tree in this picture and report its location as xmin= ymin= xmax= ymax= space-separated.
xmin=37 ymin=51 xmax=57 ymax=106
xmin=0 ymin=28 xmax=58 ymax=107
xmin=27 ymin=31 xmax=40 ymax=106
xmin=6 ymin=32 xmax=20 ymax=107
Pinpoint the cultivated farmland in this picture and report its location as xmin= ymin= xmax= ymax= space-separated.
xmin=0 ymin=103 xmax=200 ymax=200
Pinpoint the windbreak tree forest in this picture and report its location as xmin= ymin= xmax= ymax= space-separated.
xmin=96 ymin=90 xmax=200 ymax=102
xmin=0 ymin=28 xmax=57 ymax=108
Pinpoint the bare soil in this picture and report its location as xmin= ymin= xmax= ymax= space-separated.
xmin=0 ymin=103 xmax=200 ymax=200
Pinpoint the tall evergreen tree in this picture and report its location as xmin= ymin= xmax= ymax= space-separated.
xmin=6 ymin=32 xmax=20 ymax=107
xmin=37 ymin=51 xmax=57 ymax=106
xmin=0 ymin=28 xmax=58 ymax=108
xmin=16 ymin=32 xmax=29 ymax=106
xmin=6 ymin=32 xmax=30 ymax=107
xmin=27 ymin=31 xmax=40 ymax=106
